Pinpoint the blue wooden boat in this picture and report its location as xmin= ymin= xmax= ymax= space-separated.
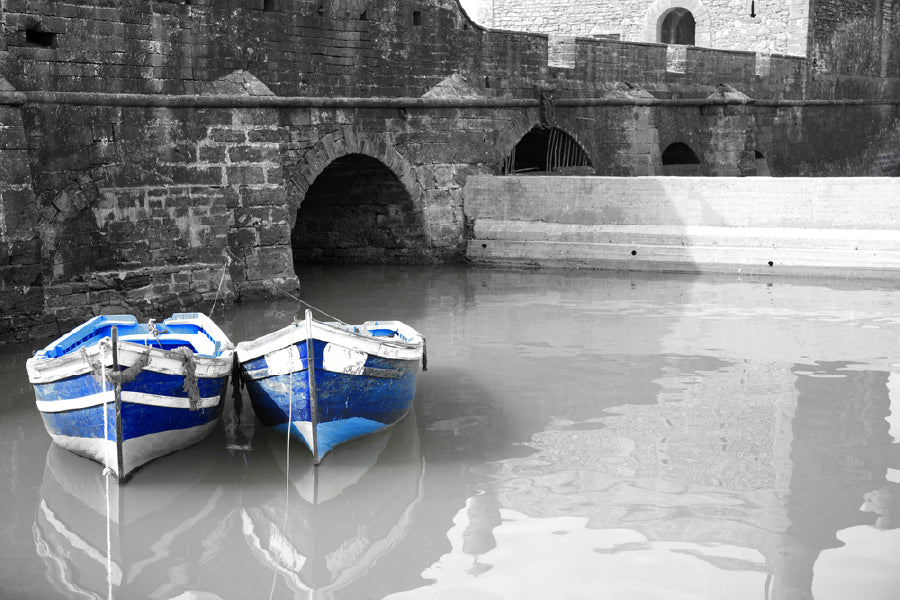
xmin=26 ymin=313 xmax=234 ymax=481
xmin=235 ymin=310 xmax=425 ymax=464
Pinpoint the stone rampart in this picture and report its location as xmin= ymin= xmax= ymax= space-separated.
xmin=465 ymin=176 xmax=900 ymax=278
xmin=0 ymin=0 xmax=898 ymax=341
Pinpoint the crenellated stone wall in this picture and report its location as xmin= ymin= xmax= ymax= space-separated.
xmin=0 ymin=0 xmax=897 ymax=342
xmin=483 ymin=0 xmax=802 ymax=55
xmin=477 ymin=0 xmax=900 ymax=77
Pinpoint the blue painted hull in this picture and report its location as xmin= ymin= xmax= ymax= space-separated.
xmin=236 ymin=314 xmax=424 ymax=463
xmin=26 ymin=314 xmax=235 ymax=480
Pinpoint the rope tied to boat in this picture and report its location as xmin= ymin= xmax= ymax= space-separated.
xmin=172 ymin=346 xmax=202 ymax=411
xmin=81 ymin=342 xmax=109 ymax=385
xmin=148 ymin=319 xmax=164 ymax=349
xmin=81 ymin=344 xmax=151 ymax=386
xmin=107 ymin=350 xmax=150 ymax=385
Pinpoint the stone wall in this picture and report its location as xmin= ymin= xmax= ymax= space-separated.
xmin=465 ymin=176 xmax=900 ymax=277
xmin=0 ymin=78 xmax=44 ymax=338
xmin=483 ymin=0 xmax=900 ymax=75
xmin=813 ymin=0 xmax=900 ymax=76
xmin=0 ymin=0 xmax=898 ymax=342
xmin=487 ymin=0 xmax=799 ymax=55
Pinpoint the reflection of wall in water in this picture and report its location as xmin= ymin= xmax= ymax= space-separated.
xmin=473 ymin=359 xmax=894 ymax=600
xmin=775 ymin=363 xmax=894 ymax=600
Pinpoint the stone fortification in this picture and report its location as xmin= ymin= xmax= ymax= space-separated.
xmin=485 ymin=0 xmax=803 ymax=54
xmin=0 ymin=0 xmax=898 ymax=342
xmin=482 ymin=0 xmax=900 ymax=76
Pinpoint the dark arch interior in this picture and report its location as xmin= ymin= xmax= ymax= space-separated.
xmin=754 ymin=149 xmax=771 ymax=175
xmin=662 ymin=142 xmax=701 ymax=165
xmin=503 ymin=126 xmax=594 ymax=175
xmin=660 ymin=8 xmax=696 ymax=45
xmin=292 ymin=154 xmax=427 ymax=264
xmin=661 ymin=142 xmax=704 ymax=175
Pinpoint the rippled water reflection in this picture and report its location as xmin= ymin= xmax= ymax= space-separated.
xmin=2 ymin=265 xmax=899 ymax=599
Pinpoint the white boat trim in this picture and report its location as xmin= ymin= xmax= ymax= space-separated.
xmin=27 ymin=340 xmax=234 ymax=385
xmin=236 ymin=319 xmax=423 ymax=364
xmin=37 ymin=391 xmax=223 ymax=413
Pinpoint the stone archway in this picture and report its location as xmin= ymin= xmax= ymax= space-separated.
xmin=496 ymin=112 xmax=595 ymax=176
xmin=292 ymin=153 xmax=428 ymax=263
xmin=501 ymin=125 xmax=594 ymax=175
xmin=285 ymin=129 xmax=424 ymax=230
xmin=285 ymin=130 xmax=430 ymax=264
xmin=643 ymin=0 xmax=711 ymax=47
xmin=661 ymin=141 xmax=704 ymax=175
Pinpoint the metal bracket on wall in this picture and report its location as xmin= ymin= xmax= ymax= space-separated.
xmin=539 ymin=90 xmax=556 ymax=127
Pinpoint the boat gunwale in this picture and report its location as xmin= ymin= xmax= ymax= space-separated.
xmin=27 ymin=337 xmax=235 ymax=385
xmin=235 ymin=318 xmax=424 ymax=364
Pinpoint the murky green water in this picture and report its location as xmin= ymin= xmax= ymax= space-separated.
xmin=2 ymin=265 xmax=899 ymax=599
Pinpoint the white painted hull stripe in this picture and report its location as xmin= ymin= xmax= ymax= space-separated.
xmin=37 ymin=391 xmax=222 ymax=413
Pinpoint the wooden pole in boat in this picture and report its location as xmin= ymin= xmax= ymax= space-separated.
xmin=111 ymin=326 xmax=125 ymax=481
xmin=305 ymin=310 xmax=320 ymax=465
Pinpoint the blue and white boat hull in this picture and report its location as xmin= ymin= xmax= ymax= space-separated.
xmin=26 ymin=314 xmax=234 ymax=481
xmin=236 ymin=311 xmax=424 ymax=463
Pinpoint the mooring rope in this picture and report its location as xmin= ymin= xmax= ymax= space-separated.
xmin=107 ymin=350 xmax=150 ymax=385
xmin=84 ymin=338 xmax=201 ymax=412
xmin=147 ymin=319 xmax=164 ymax=349
xmin=279 ymin=287 xmax=349 ymax=326
xmin=208 ymin=253 xmax=233 ymax=317
xmin=99 ymin=341 xmax=114 ymax=600
xmin=283 ymin=343 xmax=293 ymax=527
xmin=172 ymin=346 xmax=202 ymax=410
xmin=267 ymin=347 xmax=294 ymax=600
xmin=83 ymin=346 xmax=150 ymax=386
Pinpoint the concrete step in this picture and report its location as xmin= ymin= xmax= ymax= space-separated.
xmin=473 ymin=220 xmax=900 ymax=251
xmin=467 ymin=238 xmax=900 ymax=278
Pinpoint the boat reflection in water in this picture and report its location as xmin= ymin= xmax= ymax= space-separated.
xmin=240 ymin=410 xmax=423 ymax=599
xmin=33 ymin=431 xmax=233 ymax=600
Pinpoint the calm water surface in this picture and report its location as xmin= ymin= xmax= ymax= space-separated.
xmin=2 ymin=265 xmax=899 ymax=600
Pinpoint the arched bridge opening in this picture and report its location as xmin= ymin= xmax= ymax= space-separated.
xmin=661 ymin=142 xmax=704 ymax=175
xmin=292 ymin=153 xmax=427 ymax=265
xmin=502 ymin=126 xmax=595 ymax=175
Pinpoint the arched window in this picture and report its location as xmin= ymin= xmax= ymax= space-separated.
xmin=660 ymin=8 xmax=696 ymax=45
